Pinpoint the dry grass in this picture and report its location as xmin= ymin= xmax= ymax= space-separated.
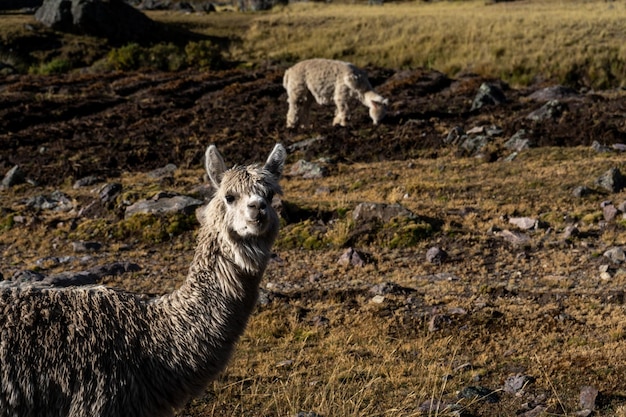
xmin=2 ymin=146 xmax=626 ymax=415
xmin=149 ymin=0 xmax=626 ymax=87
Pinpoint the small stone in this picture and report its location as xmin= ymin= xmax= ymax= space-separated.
xmin=72 ymin=241 xmax=102 ymax=253
xmin=503 ymin=373 xmax=535 ymax=395
xmin=370 ymin=295 xmax=385 ymax=304
xmin=579 ymin=385 xmax=598 ymax=411
xmin=509 ymin=217 xmax=537 ymax=230
xmin=426 ymin=246 xmax=448 ymax=264
xmin=337 ymin=247 xmax=366 ymax=267
xmin=596 ymin=167 xmax=625 ymax=193
xmin=572 ymin=186 xmax=592 ymax=198
xmin=1 ymin=165 xmax=26 ymax=188
xmin=603 ymin=247 xmax=626 ymax=264
xmin=603 ymin=204 xmax=619 ymax=222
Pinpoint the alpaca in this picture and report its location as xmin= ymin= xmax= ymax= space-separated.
xmin=283 ymin=58 xmax=389 ymax=128
xmin=0 ymin=143 xmax=286 ymax=417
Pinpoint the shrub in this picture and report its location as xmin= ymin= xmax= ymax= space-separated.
xmin=29 ymin=58 xmax=72 ymax=75
xmin=185 ymin=40 xmax=224 ymax=70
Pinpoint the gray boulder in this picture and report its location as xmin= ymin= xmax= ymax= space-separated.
xmin=35 ymin=0 xmax=158 ymax=43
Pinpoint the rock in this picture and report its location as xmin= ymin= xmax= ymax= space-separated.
xmin=125 ymin=194 xmax=203 ymax=219
xmin=526 ymin=99 xmax=565 ymax=121
xmin=572 ymin=185 xmax=593 ymax=198
xmin=445 ymin=126 xmax=465 ymax=145
xmin=73 ymin=175 xmax=103 ymax=189
xmin=596 ymin=167 xmax=626 ymax=193
xmin=498 ymin=229 xmax=531 ymax=246
xmin=591 ymin=140 xmax=612 ymax=153
xmin=503 ymin=373 xmax=535 ymax=394
xmin=471 ymin=82 xmax=507 ymax=111
xmin=426 ymin=246 xmax=448 ymax=264
xmin=35 ymin=0 xmax=158 ymax=43
xmin=519 ymin=405 xmax=548 ymax=417
xmin=458 ymin=386 xmax=499 ymax=403
xmin=459 ymin=135 xmax=491 ymax=155
xmin=504 ymin=129 xmax=532 ymax=152
xmin=579 ymin=385 xmax=598 ymax=411
xmin=603 ymin=203 xmax=619 ymax=222
xmin=147 ymin=163 xmax=177 ymax=179
xmin=509 ymin=217 xmax=537 ymax=230
xmin=352 ymin=202 xmax=414 ymax=223
xmin=528 ymin=85 xmax=578 ymax=102
xmin=99 ymin=182 xmax=122 ymax=204
xmin=603 ymin=246 xmax=626 ymax=264
xmin=72 ymin=241 xmax=103 ymax=253
xmin=369 ymin=281 xmax=412 ymax=296
xmin=337 ymin=247 xmax=366 ymax=267
xmin=1 ymin=165 xmax=26 ymax=188
xmin=561 ymin=225 xmax=579 ymax=240
xmin=287 ymin=159 xmax=328 ymax=179
xmin=428 ymin=314 xmax=449 ymax=332
xmin=286 ymin=136 xmax=324 ymax=152
xmin=24 ymin=191 xmax=73 ymax=212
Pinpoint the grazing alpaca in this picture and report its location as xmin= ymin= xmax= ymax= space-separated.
xmin=0 ymin=143 xmax=286 ymax=417
xmin=283 ymin=58 xmax=389 ymax=128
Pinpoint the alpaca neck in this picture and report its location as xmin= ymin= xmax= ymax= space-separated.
xmin=148 ymin=227 xmax=271 ymax=394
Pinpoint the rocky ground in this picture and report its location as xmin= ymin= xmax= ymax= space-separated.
xmin=2 ymin=67 xmax=626 ymax=416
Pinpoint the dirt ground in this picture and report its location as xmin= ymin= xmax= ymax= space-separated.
xmin=2 ymin=66 xmax=626 ymax=186
xmin=3 ymin=67 xmax=626 ymax=416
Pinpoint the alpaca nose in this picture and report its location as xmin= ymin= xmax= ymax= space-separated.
xmin=247 ymin=198 xmax=267 ymax=219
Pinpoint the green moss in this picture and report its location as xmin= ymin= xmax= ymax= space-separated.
xmin=384 ymin=217 xmax=435 ymax=249
xmin=0 ymin=214 xmax=15 ymax=230
xmin=29 ymin=58 xmax=72 ymax=75
xmin=71 ymin=213 xmax=197 ymax=243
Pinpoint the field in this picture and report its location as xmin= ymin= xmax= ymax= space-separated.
xmin=2 ymin=1 xmax=626 ymax=416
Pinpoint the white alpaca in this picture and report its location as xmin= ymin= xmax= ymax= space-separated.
xmin=0 ymin=143 xmax=286 ymax=417
xmin=283 ymin=58 xmax=389 ymax=128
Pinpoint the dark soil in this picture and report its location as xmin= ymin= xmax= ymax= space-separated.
xmin=2 ymin=66 xmax=626 ymax=187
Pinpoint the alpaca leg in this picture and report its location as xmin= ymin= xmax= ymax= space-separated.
xmin=333 ymin=87 xmax=350 ymax=127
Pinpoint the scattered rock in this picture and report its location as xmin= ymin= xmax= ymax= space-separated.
xmin=337 ymin=247 xmax=366 ymax=267
xmin=35 ymin=0 xmax=159 ymax=43
xmin=445 ymin=126 xmax=465 ymax=145
xmin=509 ymin=217 xmax=537 ymax=230
xmin=72 ymin=241 xmax=103 ymax=253
xmin=498 ymin=229 xmax=531 ymax=246
xmin=561 ymin=225 xmax=579 ymax=240
xmin=579 ymin=385 xmax=598 ymax=413
xmin=603 ymin=203 xmax=619 ymax=222
xmin=572 ymin=185 xmax=593 ymax=198
xmin=287 ymin=159 xmax=328 ymax=179
xmin=369 ymin=281 xmax=413 ymax=296
xmin=526 ymin=99 xmax=565 ymax=121
xmin=125 ymin=193 xmax=203 ymax=219
xmin=24 ymin=191 xmax=73 ymax=212
xmin=591 ymin=140 xmax=612 ymax=153
xmin=504 ymin=129 xmax=533 ymax=152
xmin=426 ymin=246 xmax=448 ymax=264
xmin=73 ymin=175 xmax=103 ymax=189
xmin=528 ymin=85 xmax=578 ymax=102
xmin=596 ymin=167 xmax=626 ymax=193
xmin=458 ymin=386 xmax=499 ymax=403
xmin=603 ymin=247 xmax=625 ymax=264
xmin=286 ymin=136 xmax=325 ymax=153
xmin=471 ymin=82 xmax=507 ymax=111
xmin=519 ymin=405 xmax=548 ymax=417
xmin=352 ymin=202 xmax=414 ymax=223
xmin=1 ymin=165 xmax=26 ymax=188
xmin=99 ymin=182 xmax=123 ymax=204
xmin=147 ymin=163 xmax=177 ymax=179
xmin=503 ymin=373 xmax=535 ymax=395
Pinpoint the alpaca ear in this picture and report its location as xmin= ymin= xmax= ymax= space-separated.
xmin=264 ymin=143 xmax=286 ymax=179
xmin=205 ymin=145 xmax=227 ymax=189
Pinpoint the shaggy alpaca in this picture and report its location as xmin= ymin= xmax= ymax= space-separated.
xmin=283 ymin=58 xmax=389 ymax=128
xmin=0 ymin=143 xmax=286 ymax=417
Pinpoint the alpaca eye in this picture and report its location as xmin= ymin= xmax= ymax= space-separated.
xmin=225 ymin=195 xmax=235 ymax=204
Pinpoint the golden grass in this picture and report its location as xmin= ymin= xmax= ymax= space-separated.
xmin=149 ymin=0 xmax=626 ymax=87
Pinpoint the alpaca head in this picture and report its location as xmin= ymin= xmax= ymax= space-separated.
xmin=365 ymin=91 xmax=389 ymax=125
xmin=205 ymin=144 xmax=286 ymax=241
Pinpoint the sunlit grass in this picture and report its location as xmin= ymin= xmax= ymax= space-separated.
xmin=150 ymin=0 xmax=626 ymax=88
